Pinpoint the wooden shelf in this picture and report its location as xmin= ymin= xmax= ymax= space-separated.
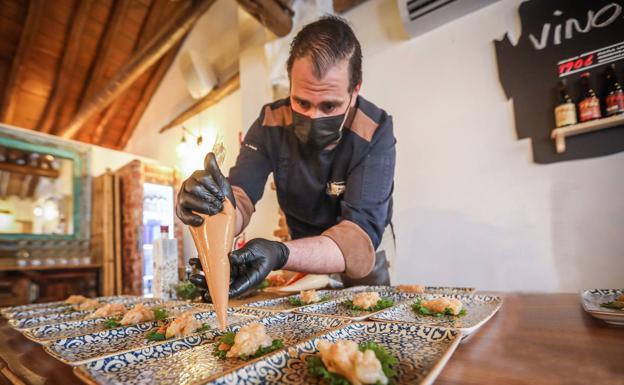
xmin=552 ymin=114 xmax=624 ymax=153
xmin=0 ymin=263 xmax=101 ymax=272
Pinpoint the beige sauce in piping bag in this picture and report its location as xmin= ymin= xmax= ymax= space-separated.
xmin=189 ymin=198 xmax=236 ymax=330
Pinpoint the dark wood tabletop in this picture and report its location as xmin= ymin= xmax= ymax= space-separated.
xmin=1 ymin=293 xmax=622 ymax=385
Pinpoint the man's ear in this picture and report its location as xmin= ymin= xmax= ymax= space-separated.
xmin=351 ymin=82 xmax=361 ymax=106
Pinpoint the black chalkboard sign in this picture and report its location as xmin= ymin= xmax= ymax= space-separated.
xmin=495 ymin=0 xmax=624 ymax=164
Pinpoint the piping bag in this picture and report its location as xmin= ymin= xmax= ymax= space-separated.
xmin=188 ymin=149 xmax=236 ymax=330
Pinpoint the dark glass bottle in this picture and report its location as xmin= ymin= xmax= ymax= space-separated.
xmin=578 ymin=72 xmax=601 ymax=122
xmin=605 ymin=65 xmax=624 ymax=116
xmin=554 ymin=79 xmax=577 ymax=128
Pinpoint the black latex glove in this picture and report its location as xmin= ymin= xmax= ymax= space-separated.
xmin=176 ymin=152 xmax=236 ymax=226
xmin=188 ymin=239 xmax=289 ymax=299
xmin=229 ymin=238 xmax=289 ymax=298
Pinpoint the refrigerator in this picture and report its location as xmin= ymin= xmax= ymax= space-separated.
xmin=92 ymin=160 xmax=183 ymax=296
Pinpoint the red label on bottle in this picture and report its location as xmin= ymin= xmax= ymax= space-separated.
xmin=606 ymin=93 xmax=624 ymax=116
xmin=578 ymin=98 xmax=601 ymax=122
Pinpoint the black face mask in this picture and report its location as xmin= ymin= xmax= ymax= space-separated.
xmin=292 ymin=96 xmax=352 ymax=149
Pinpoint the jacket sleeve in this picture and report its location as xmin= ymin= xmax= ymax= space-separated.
xmin=228 ymin=110 xmax=273 ymax=230
xmin=322 ymin=116 xmax=396 ymax=278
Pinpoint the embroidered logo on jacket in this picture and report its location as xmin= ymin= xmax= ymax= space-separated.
xmin=326 ymin=181 xmax=346 ymax=197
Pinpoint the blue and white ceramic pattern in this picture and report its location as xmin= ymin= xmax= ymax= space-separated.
xmin=11 ymin=300 xmax=191 ymax=331
xmin=294 ymin=292 xmax=413 ymax=321
xmin=7 ymin=296 xmax=159 ymax=320
xmin=242 ymin=290 xmax=347 ymax=313
xmin=370 ymin=294 xmax=503 ymax=337
xmin=0 ymin=295 xmax=135 ymax=319
xmin=212 ymin=322 xmax=462 ymax=385
xmin=44 ymin=310 xmax=259 ymax=365
xmin=581 ymin=289 xmax=624 ymax=325
xmin=0 ymin=295 xmax=137 ymax=320
xmin=23 ymin=305 xmax=270 ymax=343
xmin=75 ymin=313 xmax=349 ymax=385
xmin=345 ymin=285 xmax=476 ymax=295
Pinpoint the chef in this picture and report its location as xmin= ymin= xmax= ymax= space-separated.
xmin=176 ymin=16 xmax=396 ymax=298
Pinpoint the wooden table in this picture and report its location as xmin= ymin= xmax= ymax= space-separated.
xmin=0 ymin=293 xmax=622 ymax=385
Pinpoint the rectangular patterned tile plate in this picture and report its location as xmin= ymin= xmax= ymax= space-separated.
xmin=1 ymin=296 xmax=138 ymax=320
xmin=210 ymin=322 xmax=462 ymax=385
xmin=9 ymin=298 xmax=183 ymax=331
xmin=345 ymin=285 xmax=477 ymax=295
xmin=580 ymin=289 xmax=624 ymax=325
xmin=294 ymin=292 xmax=413 ymax=321
xmin=44 ymin=310 xmax=259 ymax=365
xmin=74 ymin=313 xmax=349 ymax=385
xmin=241 ymin=290 xmax=347 ymax=313
xmin=370 ymin=294 xmax=503 ymax=337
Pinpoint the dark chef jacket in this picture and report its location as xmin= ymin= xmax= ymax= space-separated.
xmin=228 ymin=95 xmax=396 ymax=279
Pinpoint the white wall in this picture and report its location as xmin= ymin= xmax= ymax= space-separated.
xmin=342 ymin=0 xmax=624 ymax=292
xmin=127 ymin=0 xmax=624 ymax=292
xmin=126 ymin=4 xmax=281 ymax=262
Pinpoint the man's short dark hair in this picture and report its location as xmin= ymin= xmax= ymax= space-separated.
xmin=287 ymin=16 xmax=362 ymax=92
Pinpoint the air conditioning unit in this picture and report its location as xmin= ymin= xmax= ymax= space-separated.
xmin=179 ymin=50 xmax=218 ymax=100
xmin=398 ymin=0 xmax=500 ymax=38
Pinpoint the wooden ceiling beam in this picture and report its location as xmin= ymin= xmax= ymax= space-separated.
xmin=116 ymin=43 xmax=184 ymax=149
xmin=38 ymin=0 xmax=93 ymax=134
xmin=61 ymin=0 xmax=130 ymax=140
xmin=236 ymin=0 xmax=294 ymax=37
xmin=158 ymin=73 xmax=240 ymax=134
xmin=59 ymin=0 xmax=216 ymax=140
xmin=333 ymin=0 xmax=368 ymax=13
xmin=0 ymin=0 xmax=45 ymax=125
xmin=79 ymin=0 xmax=131 ymax=108
xmin=93 ymin=0 xmax=174 ymax=145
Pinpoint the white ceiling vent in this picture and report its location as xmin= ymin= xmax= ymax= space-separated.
xmin=398 ymin=0 xmax=499 ymax=38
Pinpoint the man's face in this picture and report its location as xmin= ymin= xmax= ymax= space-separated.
xmin=290 ymin=56 xmax=359 ymax=119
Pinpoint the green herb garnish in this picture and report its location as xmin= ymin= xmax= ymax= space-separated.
xmin=104 ymin=318 xmax=121 ymax=329
xmin=174 ymin=281 xmax=200 ymax=300
xmin=213 ymin=331 xmax=236 ymax=359
xmin=288 ymin=295 xmax=330 ymax=307
xmin=342 ymin=298 xmax=395 ymax=312
xmin=146 ymin=331 xmax=166 ymax=341
xmin=600 ymin=301 xmax=624 ymax=310
xmin=212 ymin=331 xmax=283 ymax=361
xmin=256 ymin=279 xmax=270 ymax=290
xmin=240 ymin=339 xmax=284 ymax=361
xmin=153 ymin=308 xmax=168 ymax=320
xmin=412 ymin=300 xmax=467 ymax=317
xmin=195 ymin=323 xmax=211 ymax=333
xmin=307 ymin=341 xmax=398 ymax=385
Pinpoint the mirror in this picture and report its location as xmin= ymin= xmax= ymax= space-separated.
xmin=0 ymin=128 xmax=89 ymax=241
xmin=0 ymin=145 xmax=74 ymax=235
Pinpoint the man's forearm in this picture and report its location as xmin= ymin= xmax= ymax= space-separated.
xmin=282 ymin=236 xmax=346 ymax=273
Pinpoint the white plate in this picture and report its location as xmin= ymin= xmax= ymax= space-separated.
xmin=580 ymin=289 xmax=624 ymax=326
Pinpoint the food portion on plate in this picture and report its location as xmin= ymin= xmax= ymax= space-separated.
xmin=396 ymin=285 xmax=425 ymax=294
xmin=307 ymin=339 xmax=398 ymax=385
xmin=264 ymin=271 xmax=331 ymax=293
xmin=103 ymin=304 xmax=169 ymax=329
xmin=412 ymin=297 xmax=466 ymax=317
xmin=65 ymin=295 xmax=89 ymax=305
xmin=213 ymin=322 xmax=284 ymax=361
xmin=288 ymin=290 xmax=331 ymax=307
xmin=145 ymin=311 xmax=211 ymax=341
xmin=86 ymin=303 xmax=127 ymax=320
xmin=343 ymin=292 xmax=395 ymax=312
xmin=600 ymin=297 xmax=624 ymax=310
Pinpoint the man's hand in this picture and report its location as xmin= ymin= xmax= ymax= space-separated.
xmin=176 ymin=152 xmax=235 ymax=226
xmin=187 ymin=239 xmax=289 ymax=300
xmin=229 ymin=239 xmax=289 ymax=297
